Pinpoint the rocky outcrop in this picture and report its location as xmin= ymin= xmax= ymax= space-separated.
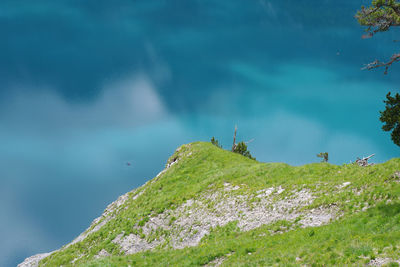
xmin=110 ymin=183 xmax=339 ymax=255
xmin=18 ymin=252 xmax=54 ymax=267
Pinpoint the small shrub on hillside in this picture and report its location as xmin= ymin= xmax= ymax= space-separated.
xmin=317 ymin=152 xmax=329 ymax=162
xmin=210 ymin=137 xmax=222 ymax=148
xmin=233 ymin=141 xmax=255 ymax=160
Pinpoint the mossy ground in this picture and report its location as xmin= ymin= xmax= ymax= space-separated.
xmin=39 ymin=142 xmax=400 ymax=266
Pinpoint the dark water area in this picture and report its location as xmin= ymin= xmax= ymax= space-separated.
xmin=1 ymin=1 xmax=399 ymax=266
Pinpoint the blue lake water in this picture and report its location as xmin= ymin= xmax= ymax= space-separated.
xmin=1 ymin=1 xmax=399 ymax=266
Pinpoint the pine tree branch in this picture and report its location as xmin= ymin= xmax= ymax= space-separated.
xmin=362 ymin=53 xmax=400 ymax=74
xmin=356 ymin=2 xmax=400 ymax=36
xmin=356 ymin=2 xmax=400 ymax=73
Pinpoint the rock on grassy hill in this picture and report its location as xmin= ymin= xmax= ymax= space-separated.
xmin=20 ymin=142 xmax=400 ymax=266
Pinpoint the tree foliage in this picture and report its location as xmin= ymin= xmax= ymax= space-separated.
xmin=233 ymin=141 xmax=255 ymax=160
xmin=356 ymin=0 xmax=400 ymax=73
xmin=380 ymin=92 xmax=400 ymax=146
xmin=211 ymin=136 xmax=255 ymax=160
xmin=316 ymin=152 xmax=329 ymax=163
xmin=356 ymin=0 xmax=400 ymax=34
xmin=210 ymin=137 xmax=222 ymax=148
xmin=357 ymin=1 xmax=400 ymax=147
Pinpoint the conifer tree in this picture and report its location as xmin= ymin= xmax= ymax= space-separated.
xmin=233 ymin=141 xmax=255 ymax=160
xmin=317 ymin=152 xmax=329 ymax=163
xmin=210 ymin=137 xmax=222 ymax=148
xmin=356 ymin=0 xmax=400 ymax=73
xmin=357 ymin=1 xmax=400 ymax=146
xmin=380 ymin=92 xmax=400 ymax=146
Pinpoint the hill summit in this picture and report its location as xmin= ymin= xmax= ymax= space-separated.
xmin=20 ymin=142 xmax=400 ymax=266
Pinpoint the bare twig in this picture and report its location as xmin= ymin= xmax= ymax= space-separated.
xmin=232 ymin=125 xmax=237 ymax=152
xmin=362 ymin=53 xmax=400 ymax=74
xmin=355 ymin=154 xmax=375 ymax=167
xmin=244 ymin=138 xmax=255 ymax=144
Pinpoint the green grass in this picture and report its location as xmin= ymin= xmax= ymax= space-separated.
xmin=83 ymin=202 xmax=400 ymax=266
xmin=39 ymin=142 xmax=400 ymax=266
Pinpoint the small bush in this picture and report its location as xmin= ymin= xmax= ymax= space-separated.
xmin=233 ymin=141 xmax=255 ymax=160
xmin=210 ymin=137 xmax=222 ymax=148
xmin=317 ymin=152 xmax=329 ymax=162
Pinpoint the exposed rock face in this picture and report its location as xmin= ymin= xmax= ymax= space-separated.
xmin=368 ymin=257 xmax=400 ymax=266
xmin=94 ymin=249 xmax=111 ymax=259
xmin=111 ymin=183 xmax=339 ymax=255
xmin=18 ymin=252 xmax=54 ymax=267
xmin=20 ymin=180 xmax=340 ymax=266
xmin=67 ymin=189 xmax=134 ymax=248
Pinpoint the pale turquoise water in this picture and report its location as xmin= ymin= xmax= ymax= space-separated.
xmin=0 ymin=1 xmax=399 ymax=266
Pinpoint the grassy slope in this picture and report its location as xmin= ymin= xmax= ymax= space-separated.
xmin=40 ymin=142 xmax=400 ymax=266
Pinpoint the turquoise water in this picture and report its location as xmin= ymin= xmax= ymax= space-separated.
xmin=1 ymin=1 xmax=399 ymax=266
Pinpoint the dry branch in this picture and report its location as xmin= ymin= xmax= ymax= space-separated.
xmin=355 ymin=154 xmax=375 ymax=167
xmin=232 ymin=125 xmax=237 ymax=152
xmin=362 ymin=53 xmax=400 ymax=74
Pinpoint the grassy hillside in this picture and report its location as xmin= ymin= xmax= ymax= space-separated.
xmin=38 ymin=142 xmax=400 ymax=266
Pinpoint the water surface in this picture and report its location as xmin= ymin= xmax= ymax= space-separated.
xmin=1 ymin=1 xmax=399 ymax=266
